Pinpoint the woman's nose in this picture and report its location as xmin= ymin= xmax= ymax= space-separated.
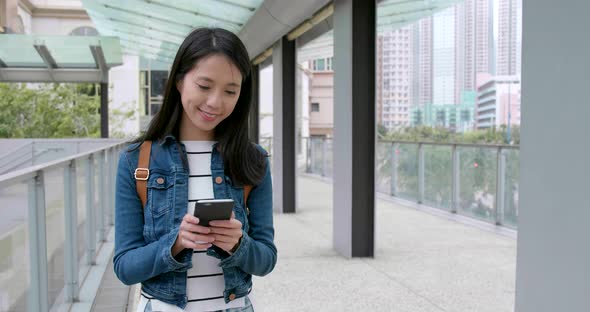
xmin=205 ymin=91 xmax=223 ymax=109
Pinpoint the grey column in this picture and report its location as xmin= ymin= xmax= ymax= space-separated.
xmin=249 ymin=64 xmax=260 ymax=144
xmin=272 ymin=37 xmax=296 ymax=214
xmin=333 ymin=0 xmax=376 ymax=257
xmin=100 ymin=82 xmax=109 ymax=138
xmin=516 ymin=1 xmax=590 ymax=311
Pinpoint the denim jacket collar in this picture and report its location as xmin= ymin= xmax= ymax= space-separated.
xmin=160 ymin=134 xmax=223 ymax=170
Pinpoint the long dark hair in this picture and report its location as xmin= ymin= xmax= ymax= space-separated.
xmin=133 ymin=28 xmax=266 ymax=186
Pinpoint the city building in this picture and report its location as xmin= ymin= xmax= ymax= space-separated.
xmin=497 ymin=0 xmax=520 ymax=75
xmin=308 ymin=57 xmax=334 ymax=137
xmin=476 ymin=74 xmax=521 ymax=129
xmin=410 ymin=101 xmax=476 ymax=132
xmin=377 ymin=27 xmax=414 ymax=130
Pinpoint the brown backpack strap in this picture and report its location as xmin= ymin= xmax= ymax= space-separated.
xmin=135 ymin=141 xmax=152 ymax=208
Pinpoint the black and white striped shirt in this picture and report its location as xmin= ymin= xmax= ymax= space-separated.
xmin=184 ymin=141 xmax=245 ymax=311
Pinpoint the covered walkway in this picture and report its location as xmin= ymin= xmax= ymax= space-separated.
xmin=92 ymin=175 xmax=516 ymax=312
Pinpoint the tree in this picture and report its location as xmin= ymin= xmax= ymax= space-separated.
xmin=0 ymin=83 xmax=101 ymax=138
xmin=375 ymin=125 xmax=520 ymax=220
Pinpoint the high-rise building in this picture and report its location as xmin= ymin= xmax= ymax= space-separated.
xmin=476 ymin=75 xmax=521 ymax=129
xmin=417 ymin=17 xmax=433 ymax=107
xmin=456 ymin=0 xmax=494 ymax=97
xmin=433 ymin=7 xmax=456 ymax=105
xmin=497 ymin=0 xmax=519 ymax=75
xmin=377 ymin=27 xmax=414 ymax=130
xmin=376 ymin=35 xmax=384 ymax=128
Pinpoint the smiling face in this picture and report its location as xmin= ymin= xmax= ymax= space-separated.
xmin=176 ymin=53 xmax=243 ymax=141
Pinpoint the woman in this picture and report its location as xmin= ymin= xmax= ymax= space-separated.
xmin=113 ymin=28 xmax=277 ymax=311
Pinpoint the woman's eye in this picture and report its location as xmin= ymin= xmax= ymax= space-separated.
xmin=225 ymin=90 xmax=236 ymax=95
xmin=197 ymin=84 xmax=210 ymax=90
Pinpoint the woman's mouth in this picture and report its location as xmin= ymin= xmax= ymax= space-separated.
xmin=198 ymin=108 xmax=217 ymax=121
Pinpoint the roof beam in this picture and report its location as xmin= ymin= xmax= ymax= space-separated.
xmin=0 ymin=68 xmax=105 ymax=83
xmin=0 ymin=57 xmax=6 ymax=80
xmin=34 ymin=44 xmax=57 ymax=69
xmin=90 ymin=45 xmax=108 ymax=82
xmin=34 ymin=44 xmax=57 ymax=82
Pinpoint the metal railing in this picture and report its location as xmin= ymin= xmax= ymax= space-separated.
xmin=0 ymin=139 xmax=123 ymax=175
xmin=0 ymin=140 xmax=125 ymax=311
xmin=291 ymin=137 xmax=519 ymax=229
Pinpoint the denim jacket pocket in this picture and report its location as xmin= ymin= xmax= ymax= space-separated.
xmin=147 ymin=173 xmax=175 ymax=217
xmin=146 ymin=172 xmax=175 ymax=239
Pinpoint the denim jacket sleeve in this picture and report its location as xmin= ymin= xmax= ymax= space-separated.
xmin=113 ymin=150 xmax=190 ymax=285
xmin=218 ymin=154 xmax=277 ymax=276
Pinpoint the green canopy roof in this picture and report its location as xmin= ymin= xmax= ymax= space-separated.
xmin=82 ymin=0 xmax=264 ymax=64
xmin=0 ymin=34 xmax=122 ymax=83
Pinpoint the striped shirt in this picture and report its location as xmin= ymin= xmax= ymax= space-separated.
xmin=184 ymin=141 xmax=245 ymax=311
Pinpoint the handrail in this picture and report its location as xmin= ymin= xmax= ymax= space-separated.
xmin=0 ymin=138 xmax=127 ymax=311
xmin=297 ymin=136 xmax=520 ymax=229
xmin=260 ymin=136 xmax=520 ymax=149
xmin=0 ymin=140 xmax=125 ymax=188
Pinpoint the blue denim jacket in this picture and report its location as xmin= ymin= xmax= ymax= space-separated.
xmin=113 ymin=135 xmax=277 ymax=309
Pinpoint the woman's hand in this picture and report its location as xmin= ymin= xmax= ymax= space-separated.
xmin=208 ymin=212 xmax=243 ymax=253
xmin=172 ymin=214 xmax=215 ymax=257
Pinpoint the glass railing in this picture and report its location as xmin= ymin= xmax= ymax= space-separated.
xmin=0 ymin=140 xmax=124 ymax=311
xmin=0 ymin=139 xmax=123 ymax=175
xmin=291 ymin=137 xmax=519 ymax=229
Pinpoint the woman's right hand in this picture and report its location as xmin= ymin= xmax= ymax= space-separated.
xmin=172 ymin=214 xmax=214 ymax=257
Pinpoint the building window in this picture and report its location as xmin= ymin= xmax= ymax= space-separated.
xmin=311 ymin=102 xmax=320 ymax=112
xmin=69 ymin=26 xmax=99 ymax=36
xmin=313 ymin=58 xmax=325 ymax=71
xmin=15 ymin=15 xmax=25 ymax=34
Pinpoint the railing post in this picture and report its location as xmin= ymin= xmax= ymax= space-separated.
xmin=310 ymin=138 xmax=315 ymax=174
xmin=322 ymin=137 xmax=327 ymax=177
xmin=108 ymin=148 xmax=115 ymax=226
xmin=27 ymin=171 xmax=48 ymax=312
xmin=452 ymin=145 xmax=460 ymax=213
xmin=64 ymin=160 xmax=79 ymax=302
xmin=86 ymin=154 xmax=96 ymax=265
xmin=390 ymin=142 xmax=398 ymax=196
xmin=111 ymin=147 xmax=118 ymax=226
xmin=305 ymin=137 xmax=312 ymax=173
xmin=495 ymin=147 xmax=506 ymax=225
xmin=418 ymin=143 xmax=425 ymax=204
xmin=97 ymin=151 xmax=106 ymax=242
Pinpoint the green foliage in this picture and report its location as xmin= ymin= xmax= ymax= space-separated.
xmin=0 ymin=83 xmax=101 ymax=138
xmin=374 ymin=125 xmax=520 ymax=224
xmin=383 ymin=125 xmax=520 ymax=145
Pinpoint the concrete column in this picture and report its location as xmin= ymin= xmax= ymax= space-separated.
xmin=249 ymin=64 xmax=260 ymax=144
xmin=516 ymin=1 xmax=590 ymax=311
xmin=272 ymin=37 xmax=296 ymax=213
xmin=333 ymin=0 xmax=376 ymax=257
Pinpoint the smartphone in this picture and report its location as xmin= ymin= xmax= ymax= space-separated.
xmin=193 ymin=199 xmax=234 ymax=226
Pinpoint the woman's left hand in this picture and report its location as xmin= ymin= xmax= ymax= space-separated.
xmin=208 ymin=212 xmax=243 ymax=253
